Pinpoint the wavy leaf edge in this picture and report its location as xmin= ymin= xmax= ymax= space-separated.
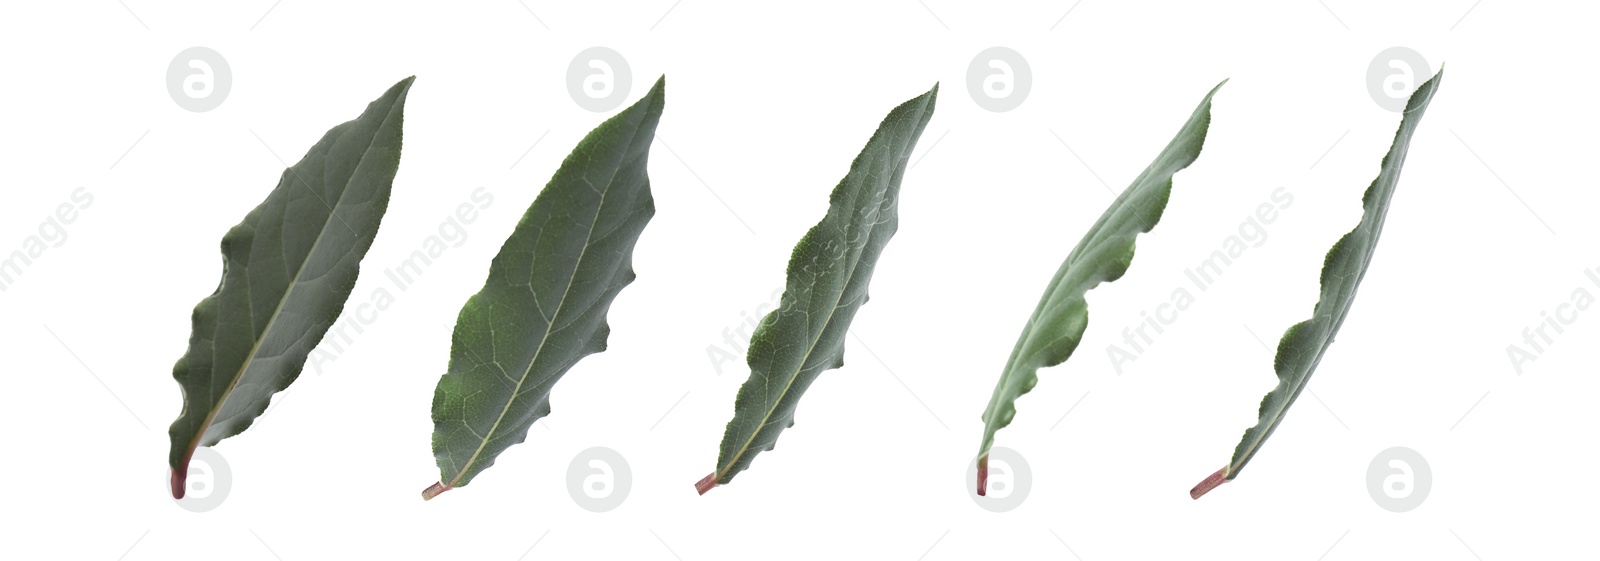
xmin=167 ymin=76 xmax=415 ymax=499
xmin=423 ymin=76 xmax=666 ymax=500
xmin=698 ymin=84 xmax=940 ymax=494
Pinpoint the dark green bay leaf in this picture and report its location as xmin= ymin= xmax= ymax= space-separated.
xmin=697 ymin=84 xmax=938 ymax=495
xmin=423 ymin=77 xmax=665 ymax=500
xmin=975 ymin=81 xmax=1226 ymax=495
xmin=1191 ymin=68 xmax=1442 ymax=499
xmin=167 ymin=77 xmax=414 ymax=498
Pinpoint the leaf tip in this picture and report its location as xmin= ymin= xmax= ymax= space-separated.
xmin=975 ymin=454 xmax=989 ymax=497
xmin=1201 ymin=78 xmax=1228 ymax=104
xmin=694 ymin=473 xmax=719 ymax=496
xmin=646 ymin=74 xmax=666 ymax=98
xmin=421 ymin=482 xmax=451 ymax=501
xmin=1189 ymin=466 xmax=1229 ymax=500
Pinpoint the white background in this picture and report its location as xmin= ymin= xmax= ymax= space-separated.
xmin=2 ymin=1 xmax=1595 ymax=558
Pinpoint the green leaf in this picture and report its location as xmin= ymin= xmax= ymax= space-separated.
xmin=696 ymin=85 xmax=939 ymax=494
xmin=975 ymin=81 xmax=1226 ymax=494
xmin=423 ymin=77 xmax=666 ymax=500
xmin=1190 ymin=68 xmax=1443 ymax=499
xmin=167 ymin=77 xmax=414 ymax=498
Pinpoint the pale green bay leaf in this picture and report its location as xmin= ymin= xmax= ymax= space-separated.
xmin=424 ymin=77 xmax=665 ymax=499
xmin=698 ymin=84 xmax=938 ymax=494
xmin=167 ymin=77 xmax=414 ymax=498
xmin=975 ymin=81 xmax=1226 ymax=494
xmin=1191 ymin=69 xmax=1443 ymax=499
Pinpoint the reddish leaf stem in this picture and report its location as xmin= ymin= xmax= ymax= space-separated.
xmin=695 ymin=473 xmax=719 ymax=495
xmin=170 ymin=467 xmax=187 ymax=499
xmin=1190 ymin=467 xmax=1229 ymax=500
xmin=421 ymin=482 xmax=452 ymax=501
xmin=976 ymin=454 xmax=990 ymax=497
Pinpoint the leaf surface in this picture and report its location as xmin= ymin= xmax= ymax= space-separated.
xmin=697 ymin=84 xmax=938 ymax=494
xmin=424 ymin=77 xmax=666 ymax=499
xmin=975 ymin=81 xmax=1226 ymax=494
xmin=1191 ymin=69 xmax=1443 ymax=499
xmin=167 ymin=77 xmax=414 ymax=498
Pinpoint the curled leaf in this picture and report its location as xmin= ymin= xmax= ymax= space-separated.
xmin=975 ymin=81 xmax=1226 ymax=494
xmin=1191 ymin=68 xmax=1442 ymax=499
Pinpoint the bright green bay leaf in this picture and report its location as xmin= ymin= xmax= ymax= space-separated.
xmin=1191 ymin=69 xmax=1443 ymax=499
xmin=975 ymin=81 xmax=1226 ymax=494
xmin=423 ymin=77 xmax=666 ymax=500
xmin=167 ymin=77 xmax=414 ymax=498
xmin=696 ymin=85 xmax=938 ymax=494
